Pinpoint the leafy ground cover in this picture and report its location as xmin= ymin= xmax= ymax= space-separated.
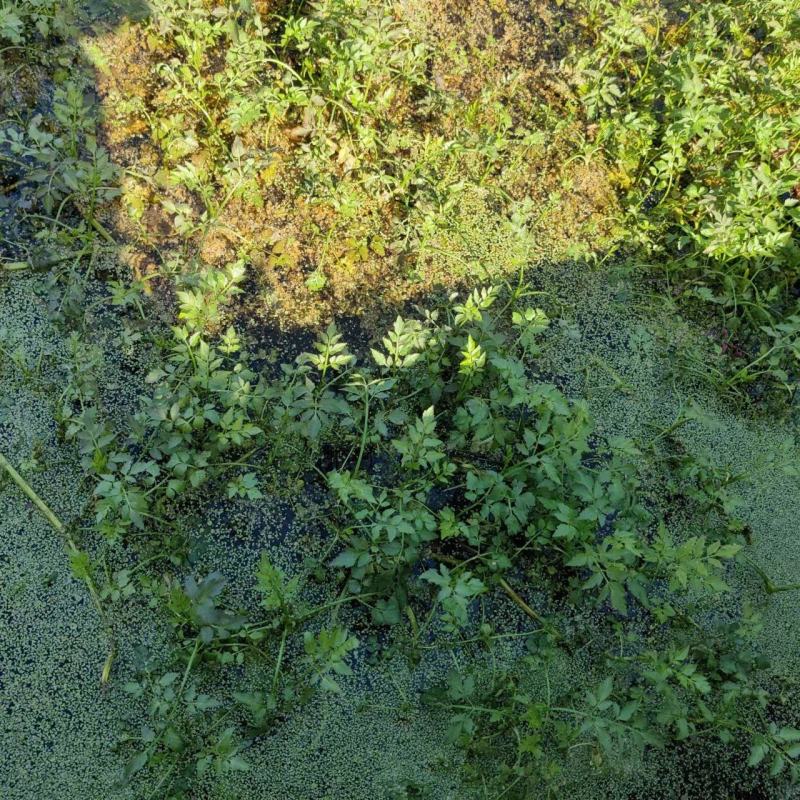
xmin=1 ymin=1 xmax=799 ymax=798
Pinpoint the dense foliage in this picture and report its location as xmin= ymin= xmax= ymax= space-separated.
xmin=567 ymin=0 xmax=800 ymax=392
xmin=54 ymin=261 xmax=800 ymax=795
xmin=1 ymin=0 xmax=799 ymax=798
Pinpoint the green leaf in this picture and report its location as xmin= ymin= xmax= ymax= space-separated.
xmin=305 ymin=269 xmax=327 ymax=292
xmin=786 ymin=743 xmax=800 ymax=759
xmin=715 ymin=543 xmax=741 ymax=559
xmin=565 ymin=551 xmax=589 ymax=567
xmin=69 ymin=548 xmax=92 ymax=581
xmin=596 ymin=677 xmax=613 ymax=703
xmin=769 ymin=755 xmax=786 ymax=777
xmin=124 ymin=751 xmax=148 ymax=781
xmin=609 ymin=582 xmax=628 ymax=614
xmin=159 ymin=671 xmax=179 ymax=686
xmin=372 ymin=595 xmax=401 ymax=625
xmin=371 ymin=348 xmax=387 ymax=366
xmin=164 ymin=727 xmax=185 ymax=752
xmin=748 ymin=742 xmax=767 ymax=767
xmin=330 ymin=550 xmax=358 ymax=568
xmin=618 ymin=700 xmax=639 ymax=722
xmin=778 ymin=727 xmax=800 ymax=743
xmin=421 ymin=567 xmax=450 ymax=588
xmin=554 ymin=523 xmax=578 ymax=540
xmin=438 ymin=507 xmax=459 ymax=540
xmin=226 ymin=755 xmax=250 ymax=772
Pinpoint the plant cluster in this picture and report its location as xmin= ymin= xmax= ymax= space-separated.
xmin=93 ymin=0 xmax=615 ymax=326
xmin=0 ymin=0 xmax=75 ymax=43
xmin=108 ymin=0 xmax=440 ymax=313
xmin=58 ymin=262 xmax=799 ymax=796
xmin=566 ymin=0 xmax=800 ymax=392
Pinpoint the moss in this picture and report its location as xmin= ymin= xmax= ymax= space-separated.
xmin=84 ymin=0 xmax=623 ymax=331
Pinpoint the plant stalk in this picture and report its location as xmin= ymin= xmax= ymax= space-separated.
xmin=0 ymin=451 xmax=116 ymax=680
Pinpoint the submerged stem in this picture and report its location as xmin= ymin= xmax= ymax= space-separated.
xmin=0 ymin=451 xmax=67 ymax=534
xmin=0 ymin=450 xmax=116 ymax=678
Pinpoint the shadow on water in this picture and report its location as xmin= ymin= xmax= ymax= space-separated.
xmin=0 ymin=0 xmax=147 ymax=260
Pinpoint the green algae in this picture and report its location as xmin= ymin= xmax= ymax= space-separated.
xmin=0 ymin=281 xmax=130 ymax=799
xmin=534 ymin=262 xmax=800 ymax=679
xmin=0 ymin=274 xmax=173 ymax=798
xmin=3 ymin=256 xmax=800 ymax=798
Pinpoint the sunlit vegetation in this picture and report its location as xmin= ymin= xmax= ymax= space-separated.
xmin=1 ymin=1 xmax=799 ymax=798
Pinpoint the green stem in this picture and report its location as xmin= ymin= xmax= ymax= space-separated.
xmin=725 ymin=344 xmax=782 ymax=387
xmin=352 ymin=386 xmax=370 ymax=478
xmin=300 ymin=592 xmax=376 ymax=623
xmin=497 ymin=577 xmax=548 ymax=626
xmin=430 ymin=550 xmax=559 ymax=637
xmin=0 ymin=450 xmax=115 ymax=676
xmin=649 ymin=414 xmax=693 ymax=444
xmin=0 ymin=451 xmax=67 ymax=534
xmin=146 ymin=765 xmax=176 ymax=800
xmin=273 ymin=628 xmax=288 ymax=693
xmin=178 ymin=638 xmax=202 ymax=700
xmin=747 ymin=558 xmax=800 ymax=595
